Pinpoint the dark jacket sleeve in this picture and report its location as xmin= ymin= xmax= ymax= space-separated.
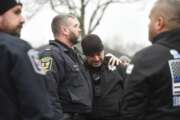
xmin=10 ymin=43 xmax=63 ymax=120
xmin=117 ymin=64 xmax=127 ymax=82
xmin=121 ymin=44 xmax=173 ymax=120
xmin=39 ymin=47 xmax=65 ymax=120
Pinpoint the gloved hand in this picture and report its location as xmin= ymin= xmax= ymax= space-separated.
xmin=119 ymin=55 xmax=130 ymax=66
xmin=105 ymin=53 xmax=121 ymax=66
xmin=105 ymin=53 xmax=130 ymax=66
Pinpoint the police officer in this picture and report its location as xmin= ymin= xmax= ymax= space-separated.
xmin=38 ymin=14 xmax=93 ymax=120
xmin=81 ymin=34 xmax=126 ymax=120
xmin=121 ymin=0 xmax=180 ymax=120
xmin=0 ymin=0 xmax=62 ymax=120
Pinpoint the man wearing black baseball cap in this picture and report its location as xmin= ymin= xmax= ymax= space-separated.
xmin=81 ymin=34 xmax=126 ymax=120
xmin=0 ymin=0 xmax=62 ymax=120
xmin=0 ymin=0 xmax=22 ymax=14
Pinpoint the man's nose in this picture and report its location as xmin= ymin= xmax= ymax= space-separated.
xmin=20 ymin=15 xmax=25 ymax=24
xmin=94 ymin=55 xmax=100 ymax=61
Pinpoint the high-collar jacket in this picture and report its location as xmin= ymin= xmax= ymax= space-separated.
xmin=85 ymin=61 xmax=126 ymax=119
xmin=121 ymin=28 xmax=180 ymax=120
xmin=38 ymin=40 xmax=93 ymax=114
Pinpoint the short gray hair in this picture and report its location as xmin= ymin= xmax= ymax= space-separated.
xmin=51 ymin=13 xmax=77 ymax=36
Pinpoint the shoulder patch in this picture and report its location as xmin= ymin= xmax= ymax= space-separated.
xmin=27 ymin=49 xmax=46 ymax=75
xmin=40 ymin=57 xmax=53 ymax=72
xmin=170 ymin=49 xmax=180 ymax=59
xmin=126 ymin=64 xmax=134 ymax=74
xmin=169 ymin=59 xmax=180 ymax=106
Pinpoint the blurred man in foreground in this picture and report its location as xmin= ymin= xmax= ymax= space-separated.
xmin=121 ymin=0 xmax=180 ymax=120
xmin=0 ymin=0 xmax=61 ymax=120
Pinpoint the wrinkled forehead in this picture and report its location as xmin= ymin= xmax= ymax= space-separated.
xmin=87 ymin=50 xmax=105 ymax=57
xmin=7 ymin=4 xmax=22 ymax=14
xmin=13 ymin=3 xmax=23 ymax=9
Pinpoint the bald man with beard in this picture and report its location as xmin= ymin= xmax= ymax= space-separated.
xmin=121 ymin=0 xmax=180 ymax=120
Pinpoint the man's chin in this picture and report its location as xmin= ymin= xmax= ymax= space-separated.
xmin=74 ymin=40 xmax=79 ymax=44
xmin=92 ymin=63 xmax=102 ymax=67
xmin=76 ymin=39 xmax=81 ymax=43
xmin=71 ymin=38 xmax=79 ymax=45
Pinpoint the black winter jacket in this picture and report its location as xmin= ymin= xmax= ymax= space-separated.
xmin=0 ymin=32 xmax=59 ymax=120
xmin=121 ymin=29 xmax=180 ymax=120
xmin=85 ymin=61 xmax=126 ymax=120
xmin=38 ymin=40 xmax=93 ymax=114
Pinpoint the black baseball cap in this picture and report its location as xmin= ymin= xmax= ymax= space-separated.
xmin=0 ymin=0 xmax=22 ymax=15
xmin=81 ymin=34 xmax=104 ymax=55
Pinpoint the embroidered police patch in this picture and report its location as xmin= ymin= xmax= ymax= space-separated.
xmin=27 ymin=49 xmax=46 ymax=75
xmin=169 ymin=59 xmax=180 ymax=106
xmin=40 ymin=57 xmax=53 ymax=72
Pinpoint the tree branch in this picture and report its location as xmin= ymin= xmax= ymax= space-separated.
xmin=87 ymin=0 xmax=142 ymax=34
xmin=65 ymin=0 xmax=76 ymax=10
xmin=26 ymin=1 xmax=49 ymax=20
xmin=49 ymin=0 xmax=61 ymax=14
xmin=88 ymin=0 xmax=115 ymax=34
xmin=84 ymin=0 xmax=90 ymax=7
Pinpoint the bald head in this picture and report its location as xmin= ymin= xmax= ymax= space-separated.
xmin=148 ymin=0 xmax=180 ymax=41
xmin=153 ymin=0 xmax=180 ymax=29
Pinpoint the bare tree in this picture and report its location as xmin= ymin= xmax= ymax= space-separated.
xmin=22 ymin=0 xmax=49 ymax=20
xmin=23 ymin=0 xmax=143 ymax=37
xmin=49 ymin=0 xmax=143 ymax=37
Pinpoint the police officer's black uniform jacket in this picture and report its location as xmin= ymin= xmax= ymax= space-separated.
xmin=0 ymin=32 xmax=61 ymax=120
xmin=121 ymin=28 xmax=180 ymax=120
xmin=38 ymin=40 xmax=93 ymax=115
xmin=85 ymin=60 xmax=126 ymax=120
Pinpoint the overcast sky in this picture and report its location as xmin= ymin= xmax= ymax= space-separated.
xmin=21 ymin=0 xmax=157 ymax=56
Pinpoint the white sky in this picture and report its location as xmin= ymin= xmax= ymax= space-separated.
xmin=21 ymin=0 xmax=157 ymax=56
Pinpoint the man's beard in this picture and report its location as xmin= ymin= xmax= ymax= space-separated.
xmin=92 ymin=62 xmax=102 ymax=68
xmin=69 ymin=32 xmax=80 ymax=45
xmin=10 ymin=25 xmax=23 ymax=37
xmin=11 ymin=31 xmax=20 ymax=37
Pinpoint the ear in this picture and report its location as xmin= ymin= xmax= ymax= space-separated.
xmin=154 ymin=16 xmax=165 ymax=32
xmin=61 ymin=26 xmax=69 ymax=35
xmin=0 ymin=15 xmax=2 ymax=22
xmin=0 ymin=16 xmax=2 ymax=27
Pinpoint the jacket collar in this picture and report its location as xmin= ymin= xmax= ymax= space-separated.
xmin=152 ymin=28 xmax=180 ymax=51
xmin=49 ymin=39 xmax=72 ymax=53
xmin=85 ymin=61 xmax=107 ymax=73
